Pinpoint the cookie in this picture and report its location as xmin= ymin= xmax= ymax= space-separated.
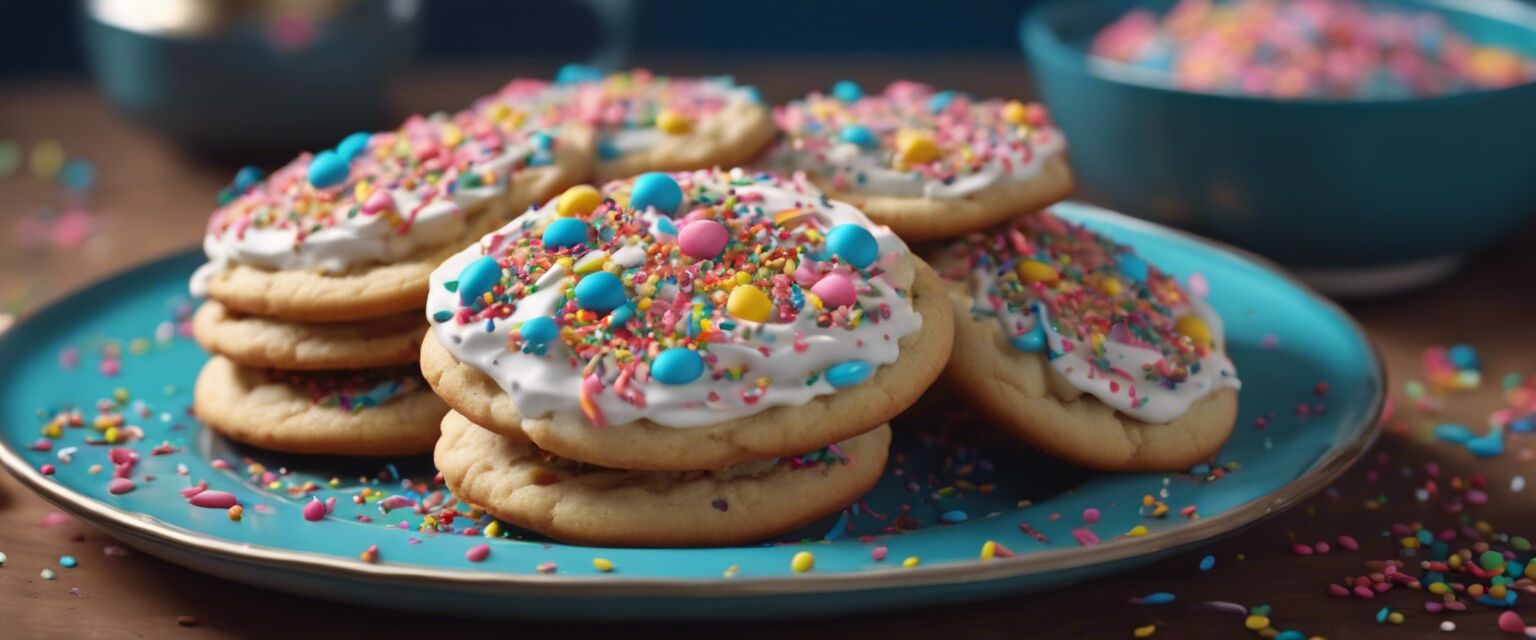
xmin=521 ymin=68 xmax=777 ymax=182
xmin=934 ymin=209 xmax=1240 ymax=471
xmin=436 ymin=410 xmax=890 ymax=547
xmin=191 ymin=109 xmax=595 ymax=323
xmin=192 ymin=356 xmax=446 ymax=456
xmin=772 ymin=81 xmax=1073 ymax=242
xmin=422 ymin=169 xmax=953 ymax=470
xmin=191 ymin=300 xmax=425 ymax=370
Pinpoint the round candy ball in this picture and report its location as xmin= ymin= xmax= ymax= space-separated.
xmin=306 ymin=150 xmax=350 ymax=189
xmin=838 ymin=125 xmax=878 ymax=148
xmin=927 ymin=90 xmax=957 ymax=113
xmin=1174 ymin=314 xmax=1213 ymax=349
xmin=232 ymin=165 xmax=264 ymax=192
xmin=678 ymin=219 xmax=729 ymax=260
xmin=574 ymin=272 xmax=627 ymax=313
xmin=651 ymin=348 xmax=705 ymax=385
xmin=825 ymin=360 xmax=873 ymax=388
xmin=726 ymin=284 xmax=773 ymax=323
xmin=456 ymin=256 xmax=502 ymax=305
xmin=557 ymin=184 xmax=602 ymax=217
xmin=1009 ymin=326 xmax=1047 ymax=353
xmin=895 ymin=131 xmax=940 ymax=166
xmin=519 ymin=316 xmax=559 ymax=345
xmin=1117 ymin=254 xmax=1149 ymax=284
xmin=542 ymin=218 xmax=590 ymax=250
xmin=831 ymin=80 xmax=864 ymax=103
xmin=810 ymin=273 xmax=856 ymax=308
xmin=336 ymin=131 xmax=372 ymax=160
xmin=1016 ymin=259 xmax=1059 ymax=284
xmin=630 ymin=172 xmax=683 ymax=214
xmin=825 ymin=224 xmax=880 ymax=269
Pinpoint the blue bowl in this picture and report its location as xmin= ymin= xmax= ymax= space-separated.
xmin=1022 ymin=0 xmax=1536 ymax=285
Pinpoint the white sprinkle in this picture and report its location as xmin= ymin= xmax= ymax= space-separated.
xmin=1415 ymin=488 xmax=1431 ymax=502
xmin=1513 ymin=476 xmax=1527 ymax=493
xmin=0 ymin=550 xmax=8 ymax=566
xmin=1440 ymin=620 xmax=1455 ymax=632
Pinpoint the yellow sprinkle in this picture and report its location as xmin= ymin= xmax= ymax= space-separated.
xmin=113 ymin=388 xmax=130 ymax=403
xmin=441 ymin=125 xmax=464 ymax=147
xmin=1174 ymin=315 xmax=1213 ymax=349
xmin=1098 ymin=277 xmax=1123 ymax=296
xmin=980 ymin=540 xmax=998 ymax=561
xmin=103 ymin=427 xmax=118 ymax=443
xmin=1133 ymin=624 xmax=1157 ymax=638
xmin=723 ymin=564 xmax=740 ymax=578
xmin=902 ymin=556 xmax=921 ymax=568
xmin=1428 ymin=582 xmax=1450 ymax=595
xmin=1244 ymin=615 xmax=1270 ymax=631
xmin=557 ymin=184 xmax=603 ymax=217
xmin=487 ymin=103 xmax=511 ymax=122
xmin=267 ymin=481 xmax=281 ymax=490
xmin=1002 ymin=100 xmax=1030 ymax=125
xmin=790 ymin=551 xmax=815 ymax=573
xmin=1387 ymin=612 xmax=1404 ymax=624
xmin=593 ymin=558 xmax=614 ymax=573
xmin=40 ymin=422 xmax=62 ymax=438
xmin=656 ymin=110 xmax=693 ymax=134
xmin=1016 ymin=259 xmax=1060 ymax=284
xmin=1125 ymin=525 xmax=1149 ymax=537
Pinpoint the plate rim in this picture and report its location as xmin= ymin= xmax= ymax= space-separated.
xmin=0 ymin=202 xmax=1386 ymax=597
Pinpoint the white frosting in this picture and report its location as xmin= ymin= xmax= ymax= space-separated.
xmin=427 ymin=171 xmax=923 ymax=429
xmin=190 ymin=112 xmax=548 ymax=297
xmin=814 ymin=126 xmax=1065 ymax=200
xmin=970 ymin=269 xmax=1240 ymax=424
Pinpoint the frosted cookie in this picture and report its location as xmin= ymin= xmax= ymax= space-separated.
xmin=191 ymin=105 xmax=595 ymax=322
xmin=437 ymin=410 xmax=889 ymax=547
xmin=935 ymin=210 xmax=1239 ymax=471
xmin=773 ymin=81 xmax=1073 ymax=242
xmin=422 ymin=169 xmax=952 ymax=471
xmin=191 ymin=300 xmax=425 ymax=370
xmin=192 ymin=356 xmax=446 ymax=456
xmin=525 ymin=68 xmax=777 ymax=182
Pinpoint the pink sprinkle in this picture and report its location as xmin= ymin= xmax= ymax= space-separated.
xmin=40 ymin=463 xmax=56 ymax=475
xmin=1352 ymin=585 xmax=1375 ymax=599
xmin=1082 ymin=508 xmax=1101 ymax=525
xmin=1260 ymin=333 xmax=1279 ymax=349
xmin=107 ymin=448 xmax=137 ymax=465
xmin=30 ymin=438 xmax=52 ymax=452
xmin=1337 ymin=535 xmax=1359 ymax=551
xmin=302 ymin=498 xmax=327 ymax=522
xmin=188 ymin=490 xmax=237 ymax=509
xmin=465 ymin=543 xmax=491 ymax=563
xmin=179 ymin=481 xmax=208 ymax=498
xmin=871 ymin=546 xmax=889 ymax=562
xmin=536 ymin=561 xmax=557 ymax=574
xmin=1071 ymin=528 xmax=1100 ymax=547
xmin=59 ymin=346 xmax=80 ymax=369
xmin=107 ymin=478 xmax=135 ymax=495
xmin=99 ymin=358 xmax=120 ymax=376
xmin=1327 ymin=584 xmax=1350 ymax=598
xmin=1497 ymin=611 xmax=1527 ymax=634
xmin=210 ymin=459 xmax=232 ymax=470
xmin=1291 ymin=543 xmax=1314 ymax=556
xmin=377 ymin=495 xmax=417 ymax=513
xmin=42 ymin=511 xmax=72 ymax=527
xmin=1314 ymin=541 xmax=1331 ymax=554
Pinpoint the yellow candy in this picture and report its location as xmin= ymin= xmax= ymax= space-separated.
xmin=557 ymin=185 xmax=603 ymax=218
xmin=1002 ymin=100 xmax=1029 ymax=125
xmin=902 ymin=556 xmax=921 ymax=568
xmin=483 ymin=521 xmax=502 ymax=538
xmin=980 ymin=540 xmax=998 ymax=561
xmin=790 ymin=551 xmax=815 ymax=573
xmin=895 ymin=130 xmax=940 ymax=166
xmin=656 ymin=110 xmax=693 ymax=134
xmin=1174 ymin=315 xmax=1213 ymax=348
xmin=593 ymin=558 xmax=614 ymax=573
xmin=727 ymin=285 xmax=772 ymax=323
xmin=1016 ymin=259 xmax=1059 ymax=284
xmin=1133 ymin=625 xmax=1157 ymax=638
xmin=1098 ymin=277 xmax=1123 ymax=296
xmin=1244 ymin=615 xmax=1270 ymax=631
xmin=1125 ymin=525 xmax=1149 ymax=537
xmin=30 ymin=140 xmax=64 ymax=178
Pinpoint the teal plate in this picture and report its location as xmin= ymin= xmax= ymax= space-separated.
xmin=0 ymin=202 xmax=1383 ymax=621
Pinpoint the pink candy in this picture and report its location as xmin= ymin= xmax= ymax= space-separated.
xmin=810 ymin=273 xmax=856 ymax=308
xmin=188 ymin=490 xmax=238 ymax=509
xmin=465 ymin=543 xmax=491 ymax=563
xmin=303 ymin=498 xmax=328 ymax=522
xmin=677 ymin=219 xmax=729 ymax=260
xmin=107 ymin=478 xmax=135 ymax=495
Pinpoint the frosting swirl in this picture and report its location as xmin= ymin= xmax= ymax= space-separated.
xmin=426 ymin=169 xmax=923 ymax=428
xmin=774 ymin=82 xmax=1066 ymax=200
xmin=190 ymin=102 xmax=566 ymax=295
xmin=943 ymin=210 xmax=1239 ymax=423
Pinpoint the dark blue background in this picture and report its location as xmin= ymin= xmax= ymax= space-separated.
xmin=0 ymin=0 xmax=1036 ymax=78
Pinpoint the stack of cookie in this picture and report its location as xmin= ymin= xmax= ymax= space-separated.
xmin=775 ymin=80 xmax=1240 ymax=472
xmin=190 ymin=95 xmax=595 ymax=456
xmin=422 ymin=170 xmax=954 ymax=546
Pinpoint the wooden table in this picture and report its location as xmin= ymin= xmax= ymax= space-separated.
xmin=3 ymin=58 xmax=1533 ymax=639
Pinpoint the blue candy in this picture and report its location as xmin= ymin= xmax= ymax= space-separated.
xmin=1275 ymin=632 xmax=1306 ymax=640
xmin=1010 ymin=324 xmax=1047 ymax=352
xmin=336 ymin=131 xmax=371 ymax=160
xmin=652 ymin=348 xmax=705 ymax=385
xmin=839 ymin=125 xmax=878 ymax=148
xmin=597 ymin=138 xmax=620 ymax=160
xmin=825 ymin=224 xmax=879 ymax=269
xmin=1118 ymin=253 xmax=1149 ymax=283
xmin=59 ymin=159 xmax=95 ymax=192
xmin=1511 ymin=417 xmax=1534 ymax=433
xmin=928 ymin=90 xmax=957 ymax=112
xmin=1433 ymin=423 xmax=1474 ymax=443
xmin=825 ymin=360 xmax=873 ymax=388
xmin=939 ymin=510 xmax=968 ymax=524
xmin=556 ymin=63 xmax=604 ymax=85
xmin=630 ymin=172 xmax=683 ymax=214
xmin=1447 ymin=343 xmax=1479 ymax=370
xmin=609 ymin=303 xmax=635 ymax=327
xmin=532 ymin=131 xmax=554 ymax=151
xmin=456 ymin=256 xmax=502 ymax=305
xmin=233 ymin=165 xmax=264 ymax=192
xmin=519 ymin=316 xmax=558 ymax=345
xmin=541 ymin=218 xmax=589 ymax=249
xmin=740 ymin=85 xmax=764 ymax=104
xmin=1199 ymin=555 xmax=1215 ymax=571
xmin=574 ymin=272 xmax=627 ymax=313
xmin=1136 ymin=592 xmax=1176 ymax=605
xmin=831 ymin=80 xmax=863 ymax=102
xmin=1466 ymin=430 xmax=1505 ymax=457
xmin=306 ymin=150 xmax=350 ymax=188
